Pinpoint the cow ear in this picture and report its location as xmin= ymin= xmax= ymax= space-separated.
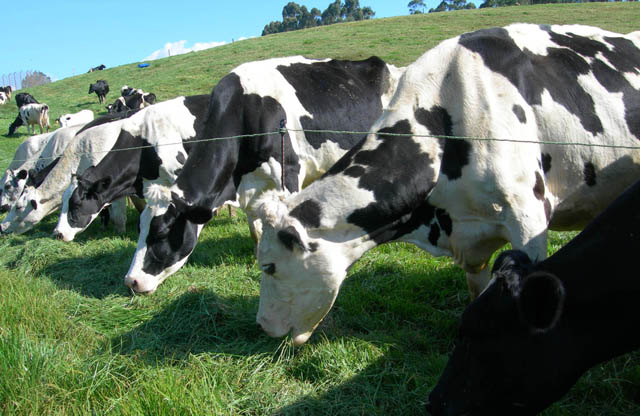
xmin=277 ymin=225 xmax=313 ymax=252
xmin=16 ymin=169 xmax=28 ymax=180
xmin=518 ymin=271 xmax=565 ymax=334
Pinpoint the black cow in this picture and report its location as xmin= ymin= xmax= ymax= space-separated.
xmin=89 ymin=80 xmax=109 ymax=104
xmin=426 ymin=179 xmax=640 ymax=415
xmin=123 ymin=55 xmax=404 ymax=293
xmin=88 ymin=64 xmax=106 ymax=73
xmin=7 ymin=93 xmax=39 ymax=135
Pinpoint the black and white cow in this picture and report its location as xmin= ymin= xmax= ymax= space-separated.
xmin=89 ymin=80 xmax=109 ymax=104
xmin=56 ymin=109 xmax=94 ymax=127
xmin=7 ymin=93 xmax=39 ymax=135
xmin=0 ymin=113 xmax=136 ymax=235
xmin=0 ymin=86 xmax=12 ymax=101
xmin=0 ymin=125 xmax=83 ymax=211
xmin=123 ymin=55 xmax=404 ymax=293
xmin=19 ymin=103 xmax=50 ymax=135
xmin=0 ymin=92 xmax=7 ymax=105
xmin=253 ymin=24 xmax=640 ymax=346
xmin=105 ymin=90 xmax=154 ymax=114
xmin=427 ymin=178 xmax=640 ymax=416
xmin=54 ymin=95 xmax=210 ymax=241
xmin=88 ymin=64 xmax=106 ymax=72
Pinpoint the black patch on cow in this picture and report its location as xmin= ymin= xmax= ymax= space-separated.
xmin=541 ymin=153 xmax=552 ymax=174
xmin=429 ymin=223 xmax=441 ymax=246
xmin=27 ymin=157 xmax=60 ymax=188
xmin=290 ymin=199 xmax=322 ymax=229
xmin=459 ymin=27 xmax=604 ymax=136
xmin=276 ymin=57 xmax=390 ymax=150
xmin=182 ymin=95 xmax=211 ymax=148
xmin=344 ymin=165 xmax=366 ymax=178
xmin=174 ymin=168 xmax=182 ymax=177
xmin=533 ymin=171 xmax=545 ymax=201
xmin=512 ymin=104 xmax=527 ymax=124
xmin=176 ymin=152 xmax=186 ymax=165
xmin=343 ymin=120 xmax=440 ymax=242
xmin=415 ymin=106 xmax=470 ymax=180
xmin=583 ymin=162 xmax=597 ymax=186
xmin=435 ymin=208 xmax=453 ymax=236
xmin=277 ymin=226 xmax=305 ymax=251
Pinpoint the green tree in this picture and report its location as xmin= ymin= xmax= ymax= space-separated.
xmin=408 ymin=0 xmax=426 ymax=14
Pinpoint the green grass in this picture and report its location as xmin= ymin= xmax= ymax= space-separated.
xmin=1 ymin=3 xmax=639 ymax=415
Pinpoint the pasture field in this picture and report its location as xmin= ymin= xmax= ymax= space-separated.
xmin=1 ymin=3 xmax=639 ymax=415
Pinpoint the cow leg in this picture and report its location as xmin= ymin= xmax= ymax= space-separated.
xmin=108 ymin=197 xmax=128 ymax=233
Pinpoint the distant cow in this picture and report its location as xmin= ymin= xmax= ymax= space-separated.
xmin=123 ymin=55 xmax=404 ymax=294
xmin=88 ymin=64 xmax=106 ymax=72
xmin=89 ymin=80 xmax=109 ymax=103
xmin=56 ymin=109 xmax=94 ymax=127
xmin=0 ymin=86 xmax=12 ymax=101
xmin=252 ymin=24 xmax=640 ymax=346
xmin=19 ymin=103 xmax=50 ymax=135
xmin=106 ymin=89 xmax=154 ymax=114
xmin=427 ymin=177 xmax=640 ymax=415
xmin=7 ymin=93 xmax=40 ymax=136
xmin=0 ymin=92 xmax=6 ymax=105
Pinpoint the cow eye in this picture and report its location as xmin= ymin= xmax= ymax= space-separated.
xmin=261 ymin=263 xmax=276 ymax=275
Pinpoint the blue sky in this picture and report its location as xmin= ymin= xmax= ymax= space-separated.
xmin=1 ymin=1 xmax=437 ymax=86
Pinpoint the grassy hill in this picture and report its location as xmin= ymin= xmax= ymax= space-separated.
xmin=0 ymin=3 xmax=639 ymax=415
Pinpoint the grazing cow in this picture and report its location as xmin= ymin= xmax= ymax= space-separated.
xmin=54 ymin=95 xmax=210 ymax=242
xmin=427 ymin=178 xmax=640 ymax=416
xmin=105 ymin=90 xmax=154 ymax=114
xmin=0 ymin=113 xmax=137 ymax=235
xmin=123 ymin=55 xmax=404 ymax=293
xmin=7 ymin=93 xmax=39 ymax=135
xmin=0 ymin=132 xmax=54 ymax=211
xmin=0 ymin=125 xmax=83 ymax=211
xmin=88 ymin=64 xmax=106 ymax=72
xmin=0 ymin=85 xmax=12 ymax=101
xmin=56 ymin=109 xmax=94 ymax=127
xmin=252 ymin=24 xmax=640 ymax=346
xmin=121 ymin=85 xmax=136 ymax=96
xmin=89 ymin=80 xmax=109 ymax=103
xmin=19 ymin=103 xmax=50 ymax=135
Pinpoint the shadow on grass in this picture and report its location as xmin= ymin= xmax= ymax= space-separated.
xmin=110 ymin=289 xmax=279 ymax=362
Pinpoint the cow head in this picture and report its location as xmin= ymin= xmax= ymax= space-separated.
xmin=427 ymin=250 xmax=568 ymax=416
xmin=124 ymin=184 xmax=202 ymax=293
xmin=0 ymin=169 xmax=29 ymax=212
xmin=53 ymin=175 xmax=110 ymax=241
xmin=0 ymin=186 xmax=44 ymax=234
xmin=254 ymin=190 xmax=369 ymax=346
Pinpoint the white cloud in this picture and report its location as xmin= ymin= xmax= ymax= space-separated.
xmin=143 ymin=40 xmax=227 ymax=61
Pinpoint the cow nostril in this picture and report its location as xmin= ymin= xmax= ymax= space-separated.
xmin=52 ymin=231 xmax=63 ymax=240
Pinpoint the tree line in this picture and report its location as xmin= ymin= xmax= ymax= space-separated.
xmin=262 ymin=1 xmax=375 ymax=36
xmin=408 ymin=0 xmax=633 ymax=14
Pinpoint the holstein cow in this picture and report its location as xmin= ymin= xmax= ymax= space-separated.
xmin=89 ymin=80 xmax=109 ymax=104
xmin=426 ymin=178 xmax=640 ymax=416
xmin=123 ymin=55 xmax=404 ymax=293
xmin=0 ymin=114 xmax=136 ymax=235
xmin=106 ymin=90 xmax=154 ymax=114
xmin=253 ymin=24 xmax=640 ymax=346
xmin=0 ymin=125 xmax=83 ymax=211
xmin=0 ymin=132 xmax=54 ymax=210
xmin=56 ymin=109 xmax=94 ymax=127
xmin=88 ymin=64 xmax=106 ymax=72
xmin=0 ymin=85 xmax=12 ymax=101
xmin=0 ymin=92 xmax=7 ymax=105
xmin=7 ymin=92 xmax=39 ymax=135
xmin=54 ymin=95 xmax=210 ymax=242
xmin=19 ymin=103 xmax=50 ymax=135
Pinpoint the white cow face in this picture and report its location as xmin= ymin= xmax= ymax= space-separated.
xmin=255 ymin=215 xmax=351 ymax=346
xmin=1 ymin=169 xmax=29 ymax=211
xmin=0 ymin=186 xmax=42 ymax=234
